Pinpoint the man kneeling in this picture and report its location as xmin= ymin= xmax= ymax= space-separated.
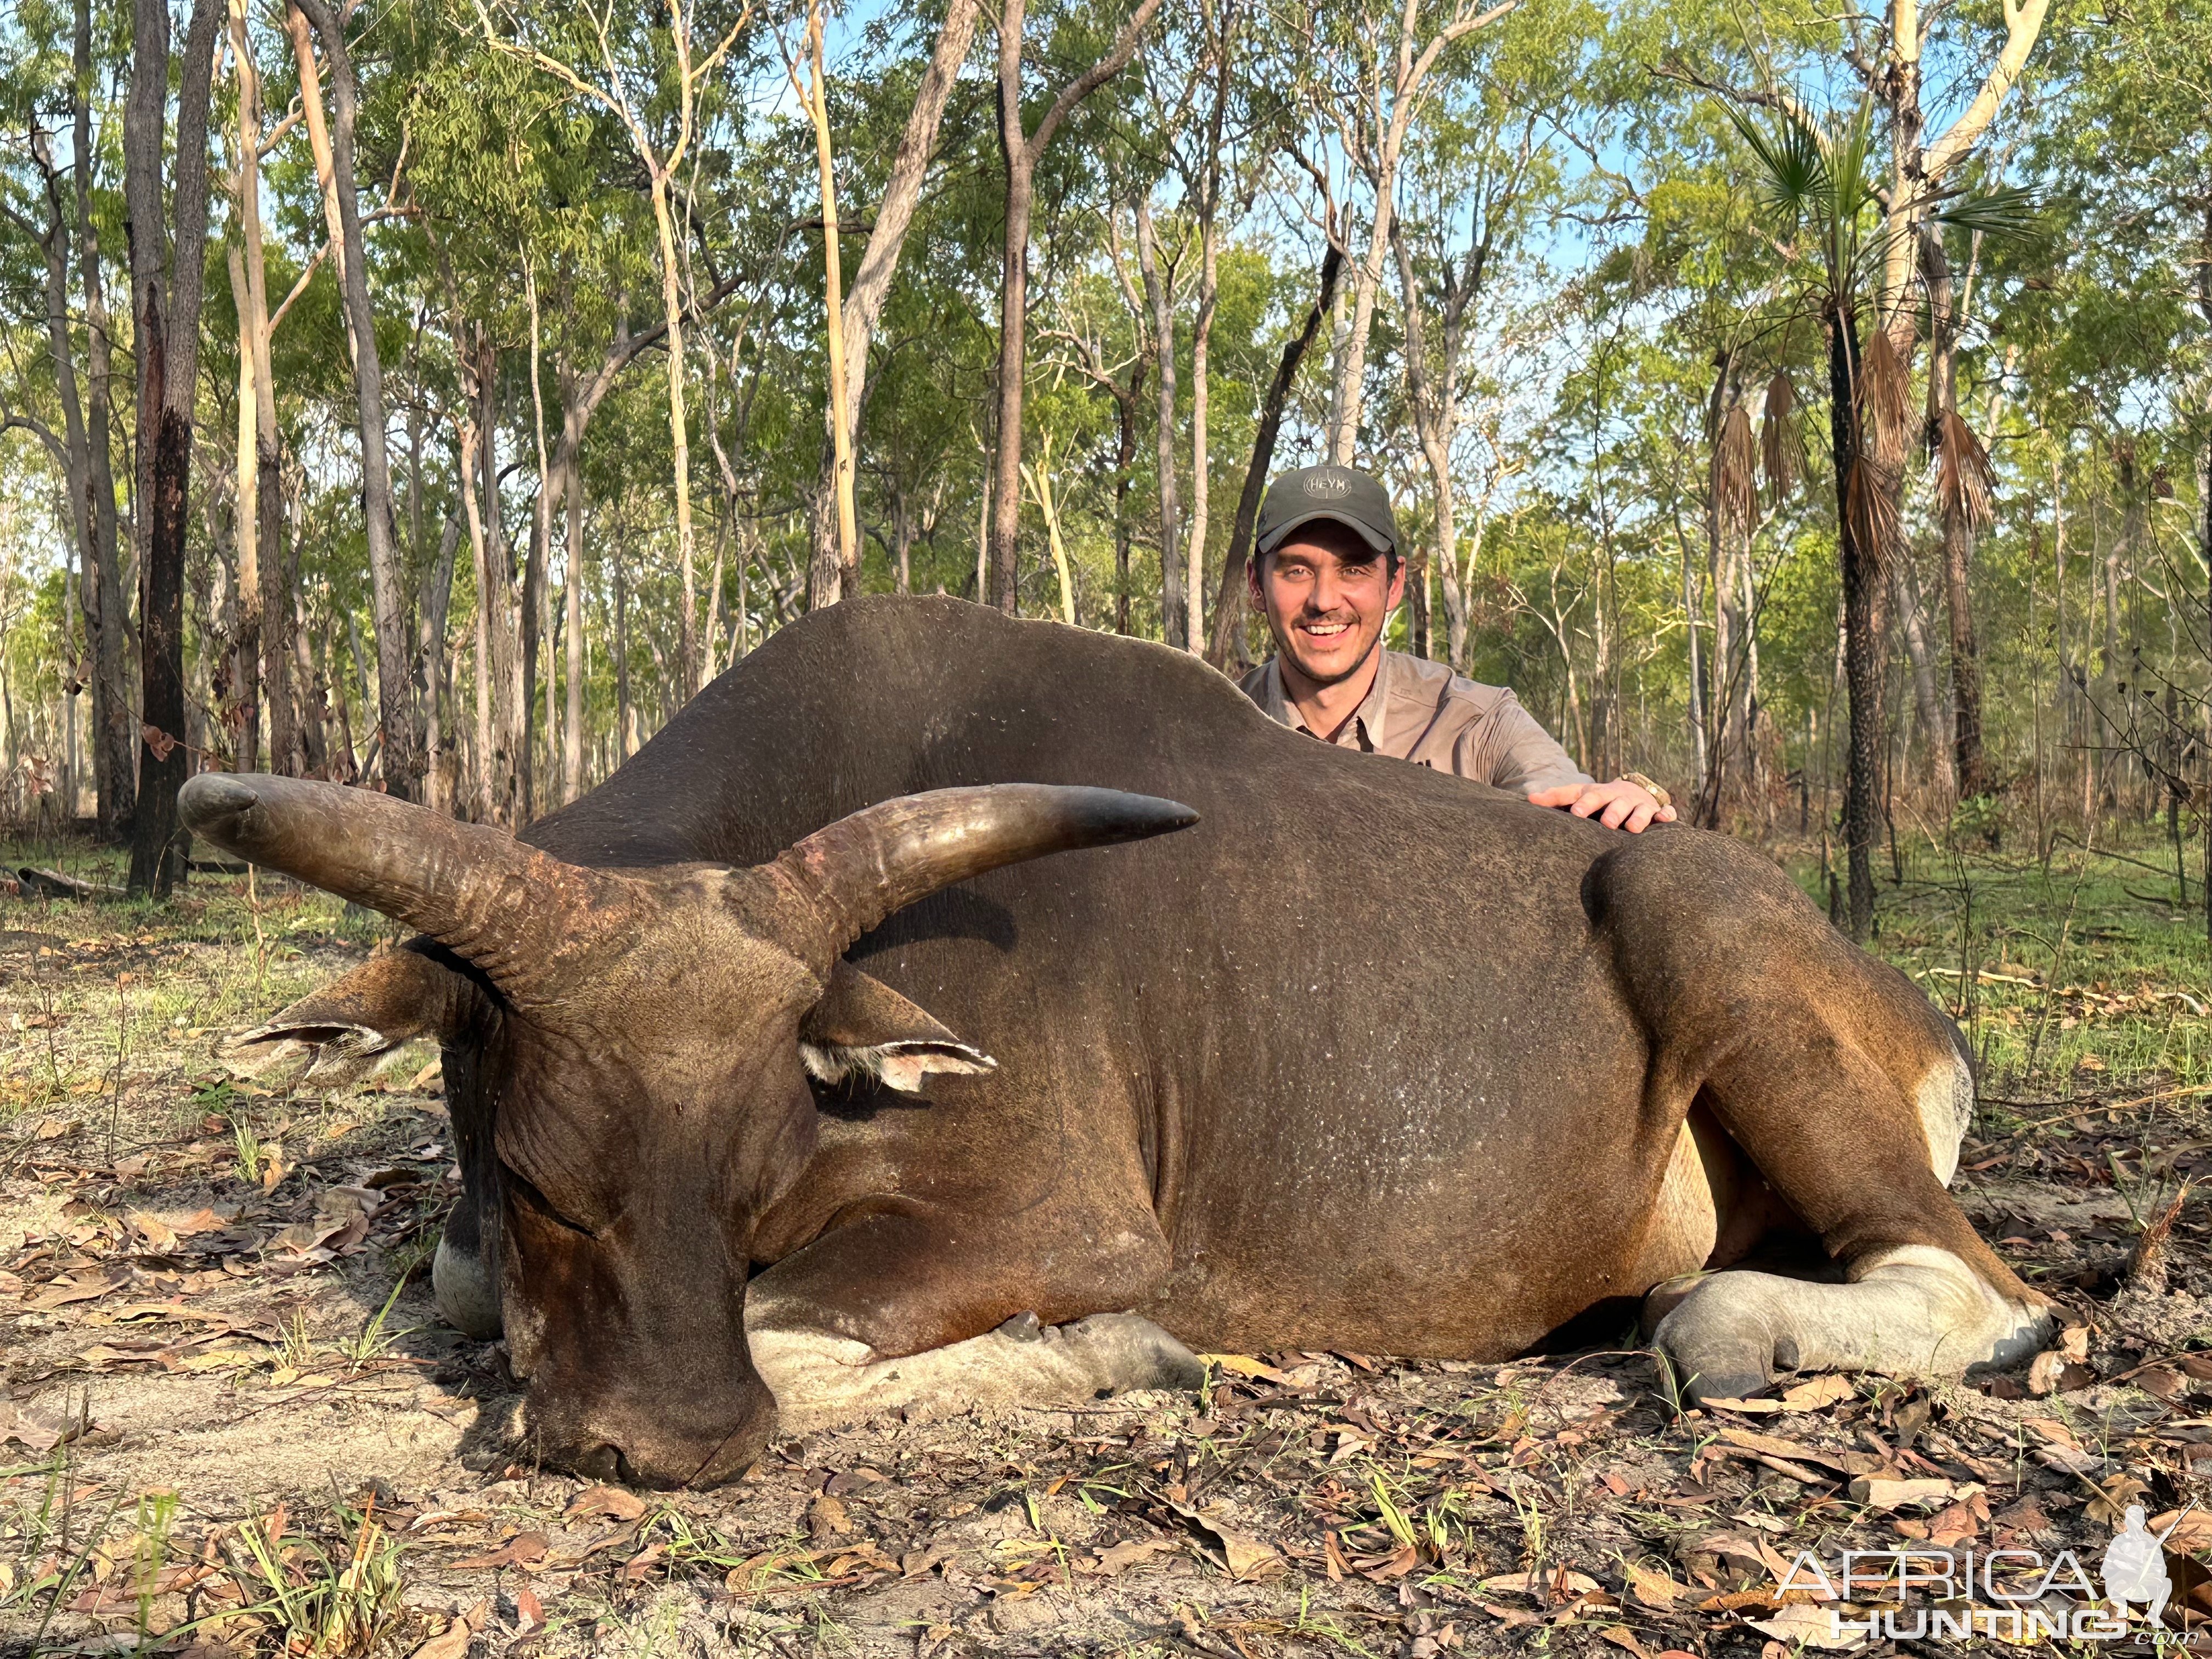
xmin=1242 ymin=464 xmax=1675 ymax=833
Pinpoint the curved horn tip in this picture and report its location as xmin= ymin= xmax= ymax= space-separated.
xmin=1109 ymin=794 xmax=1200 ymax=837
xmin=177 ymin=772 xmax=262 ymax=834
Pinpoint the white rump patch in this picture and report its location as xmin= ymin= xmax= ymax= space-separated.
xmin=1916 ymin=1052 xmax=1976 ymax=1186
xmin=800 ymin=1039 xmax=995 ymax=1095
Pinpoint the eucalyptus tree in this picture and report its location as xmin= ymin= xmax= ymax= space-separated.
xmin=985 ymin=0 xmax=1164 ymax=614
xmin=1387 ymin=0 xmax=1570 ymax=672
xmin=799 ymin=0 xmax=980 ymax=610
xmin=479 ymin=0 xmax=760 ymax=698
xmin=122 ymin=0 xmax=220 ymax=893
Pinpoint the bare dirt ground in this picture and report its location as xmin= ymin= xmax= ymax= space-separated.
xmin=6 ymin=852 xmax=2212 ymax=1657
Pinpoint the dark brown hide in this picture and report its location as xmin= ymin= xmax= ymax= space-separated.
xmin=201 ymin=598 xmax=2038 ymax=1487
xmin=183 ymin=765 xmax=1200 ymax=1486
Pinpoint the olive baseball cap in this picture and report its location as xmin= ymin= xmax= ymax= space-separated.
xmin=1255 ymin=464 xmax=1402 ymax=560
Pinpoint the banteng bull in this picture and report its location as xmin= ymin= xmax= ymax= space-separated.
xmin=181 ymin=596 xmax=2049 ymax=1488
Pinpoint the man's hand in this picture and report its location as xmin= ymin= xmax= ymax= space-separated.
xmin=1527 ymin=777 xmax=1677 ymax=833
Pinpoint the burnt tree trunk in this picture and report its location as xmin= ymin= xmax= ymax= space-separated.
xmin=124 ymin=0 xmax=219 ymax=896
xmin=1829 ymin=299 xmax=1881 ymax=941
xmin=1206 ymin=244 xmax=1342 ymax=671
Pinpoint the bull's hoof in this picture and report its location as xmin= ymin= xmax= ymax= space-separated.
xmin=1652 ymin=1284 xmax=1780 ymax=1407
xmin=1059 ymin=1312 xmax=1206 ymax=1396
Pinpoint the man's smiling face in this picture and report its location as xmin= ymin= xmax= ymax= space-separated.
xmin=1251 ymin=520 xmax=1407 ymax=691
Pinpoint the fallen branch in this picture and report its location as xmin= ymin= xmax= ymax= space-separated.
xmin=16 ymin=866 xmax=125 ymax=900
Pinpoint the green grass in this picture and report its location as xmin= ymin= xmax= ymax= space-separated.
xmin=1785 ymin=828 xmax=2212 ymax=1107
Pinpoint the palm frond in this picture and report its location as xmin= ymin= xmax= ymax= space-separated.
xmin=1846 ymin=453 xmax=1903 ymax=577
xmin=1827 ymin=98 xmax=1879 ymax=227
xmin=1720 ymin=97 xmax=1830 ymax=228
xmin=1934 ymin=408 xmax=1997 ymax=534
xmin=1857 ymin=325 xmax=1912 ymax=471
xmin=1717 ymin=403 xmax=1759 ymax=533
xmin=1929 ymin=183 xmax=2044 ymax=247
xmin=1759 ymin=371 xmax=1799 ymax=498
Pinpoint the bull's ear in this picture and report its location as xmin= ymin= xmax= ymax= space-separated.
xmin=224 ymin=944 xmax=475 ymax=1088
xmin=799 ymin=960 xmax=995 ymax=1096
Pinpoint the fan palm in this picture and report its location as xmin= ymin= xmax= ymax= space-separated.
xmin=1720 ymin=92 xmax=2038 ymax=937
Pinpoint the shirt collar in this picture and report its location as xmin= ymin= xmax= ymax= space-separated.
xmin=1260 ymin=649 xmax=1391 ymax=752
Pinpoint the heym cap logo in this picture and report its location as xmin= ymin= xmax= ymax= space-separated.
xmin=1304 ymin=470 xmax=1353 ymax=499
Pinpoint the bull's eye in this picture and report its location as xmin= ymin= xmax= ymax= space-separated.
xmin=504 ymin=1166 xmax=601 ymax=1239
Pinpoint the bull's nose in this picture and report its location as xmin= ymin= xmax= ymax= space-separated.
xmin=551 ymin=1407 xmax=777 ymax=1490
xmin=573 ymin=1442 xmax=640 ymax=1486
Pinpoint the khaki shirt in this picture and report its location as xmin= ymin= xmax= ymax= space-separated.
xmin=1240 ymin=650 xmax=1593 ymax=795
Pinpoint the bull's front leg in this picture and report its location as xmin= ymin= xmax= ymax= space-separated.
xmin=742 ymin=1207 xmax=1203 ymax=1432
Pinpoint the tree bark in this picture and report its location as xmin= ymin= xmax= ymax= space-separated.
xmin=988 ymin=0 xmax=1165 ymax=612
xmin=1206 ymin=244 xmax=1342 ymax=670
xmin=1135 ymin=197 xmax=1184 ymax=647
xmin=563 ymin=447 xmax=586 ymax=803
xmin=75 ymin=0 xmax=133 ymax=837
xmin=290 ymin=0 xmax=421 ymax=799
xmin=1920 ymin=224 xmax=1990 ymax=798
xmin=1113 ymin=362 xmax=1144 ymax=634
xmin=125 ymin=0 xmax=220 ymax=896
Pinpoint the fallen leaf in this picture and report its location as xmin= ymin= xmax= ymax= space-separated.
xmin=514 ymin=1587 xmax=543 ymax=1629
xmin=2152 ymin=1509 xmax=2212 ymax=1551
xmin=2138 ymin=1367 xmax=2185 ymax=1399
xmin=126 ymin=1212 xmax=178 ymax=1252
xmin=1747 ymin=1603 xmax=1866 ymax=1651
xmin=567 ymin=1486 xmax=648 ymax=1523
xmin=1717 ymin=1427 xmax=1878 ymax=1475
xmin=448 ymin=1532 xmax=546 ymax=1571
xmin=1600 ymin=1626 xmax=1654 ymax=1659
xmin=1199 ymin=1353 xmax=1288 ymax=1384
xmin=1091 ymin=1538 xmax=1178 ymax=1575
xmin=0 ymin=1403 xmax=71 ymax=1452
xmin=1481 ymin=1568 xmax=1602 ymax=1600
xmin=408 ymin=1625 xmax=472 ymax=1659
xmin=1779 ymin=1375 xmax=1857 ymax=1412
xmin=29 ymin=1279 xmax=114 ymax=1311
xmin=806 ymin=1493 xmax=851 ymax=1539
xmin=1849 ymin=1476 xmax=1975 ymax=1510
xmin=1628 ymin=1562 xmax=1684 ymax=1609
xmin=2058 ymin=1325 xmax=2091 ymax=1363
xmin=1701 ymin=1396 xmax=1784 ymax=1415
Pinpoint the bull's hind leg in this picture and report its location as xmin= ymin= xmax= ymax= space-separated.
xmin=1596 ymin=836 xmax=2052 ymax=1404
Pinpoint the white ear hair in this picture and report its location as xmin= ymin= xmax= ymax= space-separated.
xmin=800 ymin=1038 xmax=996 ymax=1096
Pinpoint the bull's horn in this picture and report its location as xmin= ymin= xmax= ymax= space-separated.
xmin=177 ymin=774 xmax=612 ymax=986
xmin=769 ymin=784 xmax=1198 ymax=955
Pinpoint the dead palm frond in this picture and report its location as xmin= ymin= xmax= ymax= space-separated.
xmin=1857 ymin=325 xmax=1911 ymax=471
xmin=1845 ymin=453 xmax=1902 ymax=575
xmin=1935 ymin=407 xmax=1997 ymax=534
xmin=1716 ymin=403 xmax=1759 ymax=533
xmin=1759 ymin=371 xmax=1799 ymax=498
